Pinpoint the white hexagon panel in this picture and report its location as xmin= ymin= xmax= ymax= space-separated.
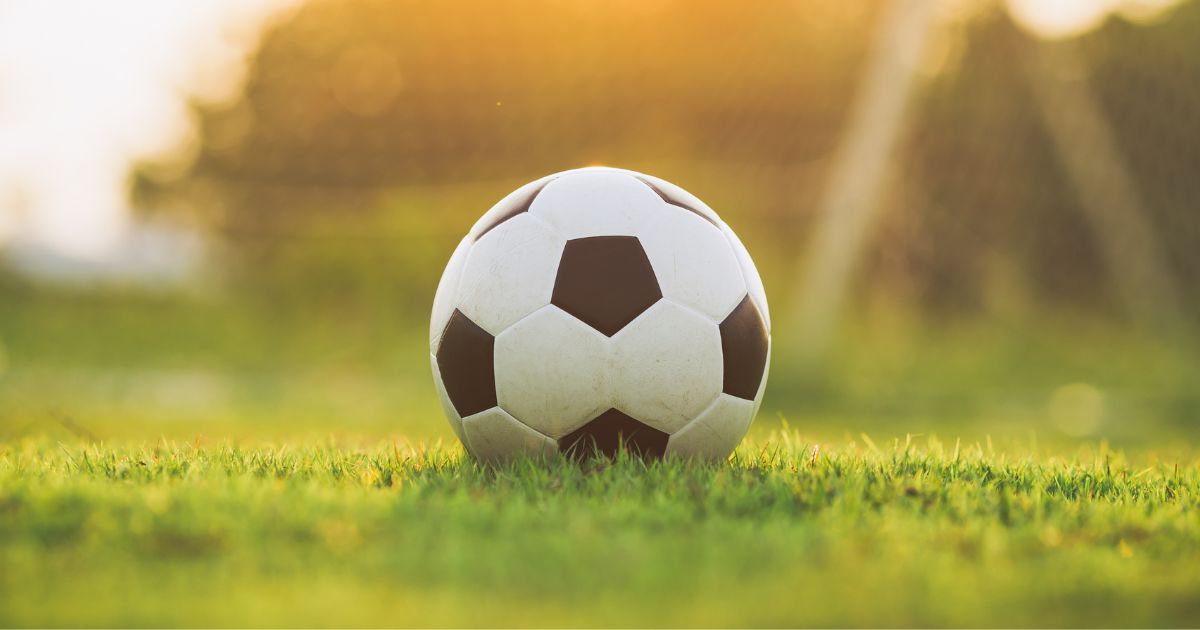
xmin=494 ymin=305 xmax=611 ymax=439
xmin=430 ymin=167 xmax=771 ymax=463
xmin=610 ymin=301 xmax=723 ymax=434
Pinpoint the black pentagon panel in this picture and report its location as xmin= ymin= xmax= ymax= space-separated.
xmin=559 ymin=409 xmax=669 ymax=461
xmin=636 ymin=177 xmax=718 ymax=227
xmin=474 ymin=181 xmax=550 ymax=241
xmin=720 ymin=295 xmax=769 ymax=400
xmin=435 ymin=309 xmax=497 ymax=417
xmin=552 ymin=236 xmax=662 ymax=337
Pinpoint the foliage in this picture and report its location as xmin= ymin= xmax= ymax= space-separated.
xmin=138 ymin=0 xmax=1200 ymax=319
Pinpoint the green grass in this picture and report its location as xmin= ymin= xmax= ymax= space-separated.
xmin=2 ymin=284 xmax=1198 ymax=626
xmin=2 ymin=434 xmax=1197 ymax=627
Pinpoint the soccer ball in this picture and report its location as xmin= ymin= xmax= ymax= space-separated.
xmin=429 ymin=167 xmax=770 ymax=462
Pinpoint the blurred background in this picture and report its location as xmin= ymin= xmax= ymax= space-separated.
xmin=0 ymin=0 xmax=1196 ymax=447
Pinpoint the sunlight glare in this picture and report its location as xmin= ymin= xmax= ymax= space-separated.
xmin=0 ymin=0 xmax=298 ymax=259
xmin=1006 ymin=0 xmax=1186 ymax=39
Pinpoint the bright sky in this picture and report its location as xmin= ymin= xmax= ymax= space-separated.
xmin=1006 ymin=0 xmax=1184 ymax=38
xmin=0 ymin=0 xmax=296 ymax=259
xmin=0 ymin=0 xmax=1186 ymax=261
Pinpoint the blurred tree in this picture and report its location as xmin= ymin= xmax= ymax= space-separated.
xmin=136 ymin=0 xmax=880 ymax=316
xmin=141 ymin=0 xmax=1200 ymax=326
xmin=146 ymin=0 xmax=876 ymax=229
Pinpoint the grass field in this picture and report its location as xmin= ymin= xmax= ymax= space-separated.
xmin=2 ymin=434 xmax=1198 ymax=627
xmin=2 ymin=285 xmax=1199 ymax=626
